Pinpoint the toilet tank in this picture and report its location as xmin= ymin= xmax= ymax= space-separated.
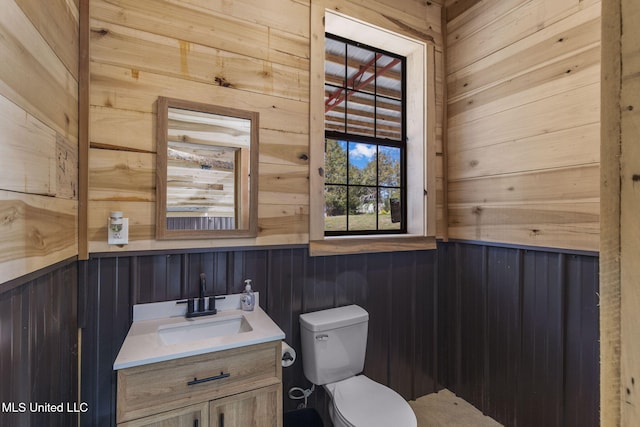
xmin=299 ymin=305 xmax=369 ymax=385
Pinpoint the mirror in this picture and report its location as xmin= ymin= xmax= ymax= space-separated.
xmin=156 ymin=97 xmax=258 ymax=239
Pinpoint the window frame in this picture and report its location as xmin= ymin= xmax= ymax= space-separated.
xmin=323 ymin=34 xmax=408 ymax=236
xmin=309 ymin=7 xmax=437 ymax=256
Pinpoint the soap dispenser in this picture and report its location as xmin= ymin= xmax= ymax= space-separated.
xmin=241 ymin=279 xmax=255 ymax=311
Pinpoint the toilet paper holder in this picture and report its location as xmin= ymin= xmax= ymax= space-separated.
xmin=281 ymin=342 xmax=296 ymax=368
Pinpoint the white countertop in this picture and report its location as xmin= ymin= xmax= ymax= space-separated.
xmin=113 ymin=293 xmax=285 ymax=370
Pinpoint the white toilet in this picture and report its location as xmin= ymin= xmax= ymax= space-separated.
xmin=300 ymin=305 xmax=417 ymax=427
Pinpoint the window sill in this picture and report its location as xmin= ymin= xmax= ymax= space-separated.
xmin=309 ymin=235 xmax=436 ymax=257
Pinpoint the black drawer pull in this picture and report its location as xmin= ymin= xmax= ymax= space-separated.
xmin=220 ymin=412 xmax=225 ymax=427
xmin=187 ymin=372 xmax=230 ymax=386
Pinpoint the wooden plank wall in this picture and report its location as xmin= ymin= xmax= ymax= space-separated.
xmin=87 ymin=0 xmax=446 ymax=254
xmin=438 ymin=241 xmax=599 ymax=427
xmin=79 ymin=247 xmax=439 ymax=426
xmin=0 ymin=260 xmax=79 ymax=427
xmin=445 ymin=0 xmax=601 ymax=252
xmin=618 ymin=0 xmax=640 ymax=425
xmin=599 ymin=0 xmax=621 ymax=425
xmin=0 ymin=0 xmax=79 ymax=282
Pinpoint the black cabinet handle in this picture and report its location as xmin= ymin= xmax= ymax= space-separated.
xmin=187 ymin=371 xmax=230 ymax=386
xmin=193 ymin=419 xmax=199 ymax=427
xmin=220 ymin=412 xmax=225 ymax=427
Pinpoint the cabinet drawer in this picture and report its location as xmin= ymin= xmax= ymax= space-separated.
xmin=117 ymin=341 xmax=281 ymax=423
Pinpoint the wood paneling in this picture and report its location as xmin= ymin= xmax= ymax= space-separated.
xmin=88 ymin=0 xmax=446 ymax=253
xmin=15 ymin=0 xmax=79 ymax=79
xmin=438 ymin=241 xmax=599 ymax=427
xmin=89 ymin=148 xmax=155 ymax=202
xmin=447 ymin=5 xmax=600 ymax=102
xmin=0 ymin=93 xmax=58 ymax=196
xmin=449 ymin=123 xmax=600 ymax=180
xmin=80 ymin=247 xmax=440 ymax=426
xmin=91 ymin=0 xmax=308 ymax=69
xmin=0 ymin=0 xmax=78 ymax=139
xmin=448 ymin=201 xmax=599 ymax=250
xmin=87 ymin=0 xmax=317 ymax=252
xmin=90 ymin=19 xmax=309 ymax=102
xmin=600 ymin=0 xmax=622 ymax=426
xmin=617 ymin=0 xmax=640 ymax=424
xmin=448 ymin=83 xmax=599 ymax=153
xmin=0 ymin=0 xmax=79 ymax=281
xmin=0 ymin=191 xmax=78 ymax=283
xmin=0 ymin=260 xmax=78 ymax=427
xmin=447 ymin=0 xmax=583 ymax=74
xmin=445 ymin=0 xmax=601 ymax=251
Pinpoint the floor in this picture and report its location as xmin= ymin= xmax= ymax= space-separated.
xmin=409 ymin=389 xmax=503 ymax=427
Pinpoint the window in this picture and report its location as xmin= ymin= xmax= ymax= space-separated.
xmin=324 ymin=35 xmax=406 ymax=235
xmin=309 ymin=8 xmax=436 ymax=255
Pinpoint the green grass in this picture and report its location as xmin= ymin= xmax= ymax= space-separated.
xmin=324 ymin=213 xmax=400 ymax=232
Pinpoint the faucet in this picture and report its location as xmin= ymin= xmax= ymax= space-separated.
xmin=198 ymin=273 xmax=207 ymax=312
xmin=182 ymin=273 xmax=221 ymax=318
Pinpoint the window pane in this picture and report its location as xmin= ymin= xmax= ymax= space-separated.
xmin=379 ymin=188 xmax=401 ymax=230
xmin=376 ymin=54 xmax=402 ymax=100
xmin=346 ymin=44 xmax=376 ymax=95
xmin=325 ymin=84 xmax=345 ymax=133
xmin=324 ymin=185 xmax=347 ymax=232
xmin=348 ymin=142 xmax=376 ymax=186
xmin=348 ymin=186 xmax=377 ymax=231
xmin=325 ymin=38 xmax=346 ymax=73
xmin=346 ymin=91 xmax=375 ymax=138
xmin=325 ymin=139 xmax=347 ymax=184
xmin=376 ymin=97 xmax=402 ymax=140
xmin=378 ymin=146 xmax=401 ymax=187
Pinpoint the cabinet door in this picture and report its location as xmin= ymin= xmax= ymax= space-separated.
xmin=118 ymin=402 xmax=208 ymax=427
xmin=209 ymin=383 xmax=282 ymax=427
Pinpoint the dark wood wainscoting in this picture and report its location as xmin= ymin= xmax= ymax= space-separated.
xmin=79 ymin=247 xmax=440 ymax=426
xmin=0 ymin=259 xmax=78 ymax=427
xmin=437 ymin=242 xmax=599 ymax=427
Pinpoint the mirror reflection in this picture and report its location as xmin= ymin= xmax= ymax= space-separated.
xmin=156 ymin=97 xmax=258 ymax=239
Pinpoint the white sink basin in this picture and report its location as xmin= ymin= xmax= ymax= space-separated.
xmin=158 ymin=315 xmax=252 ymax=345
xmin=114 ymin=293 xmax=286 ymax=370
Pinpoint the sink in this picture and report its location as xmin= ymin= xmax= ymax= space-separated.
xmin=158 ymin=315 xmax=253 ymax=345
xmin=114 ymin=293 xmax=287 ymax=370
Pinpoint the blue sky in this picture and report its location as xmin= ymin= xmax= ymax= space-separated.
xmin=347 ymin=142 xmax=400 ymax=169
xmin=349 ymin=142 xmax=376 ymax=168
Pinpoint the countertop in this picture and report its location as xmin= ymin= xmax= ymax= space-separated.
xmin=113 ymin=293 xmax=285 ymax=370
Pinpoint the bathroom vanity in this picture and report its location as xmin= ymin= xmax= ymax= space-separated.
xmin=114 ymin=294 xmax=285 ymax=426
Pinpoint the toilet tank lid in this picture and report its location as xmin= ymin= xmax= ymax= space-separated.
xmin=300 ymin=305 xmax=368 ymax=332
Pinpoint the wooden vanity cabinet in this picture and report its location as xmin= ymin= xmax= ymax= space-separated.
xmin=209 ymin=383 xmax=281 ymax=427
xmin=116 ymin=341 xmax=282 ymax=427
xmin=117 ymin=402 xmax=208 ymax=427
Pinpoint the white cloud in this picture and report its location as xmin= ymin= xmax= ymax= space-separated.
xmin=349 ymin=144 xmax=376 ymax=160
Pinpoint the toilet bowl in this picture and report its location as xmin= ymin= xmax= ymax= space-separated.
xmin=299 ymin=305 xmax=417 ymax=427
xmin=325 ymin=375 xmax=417 ymax=427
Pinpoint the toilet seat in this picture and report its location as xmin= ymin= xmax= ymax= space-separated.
xmin=325 ymin=375 xmax=417 ymax=427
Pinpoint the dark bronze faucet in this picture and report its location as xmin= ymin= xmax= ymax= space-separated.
xmin=198 ymin=273 xmax=207 ymax=312
xmin=181 ymin=273 xmax=224 ymax=318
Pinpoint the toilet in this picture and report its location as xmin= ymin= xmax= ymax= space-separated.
xmin=300 ymin=305 xmax=417 ymax=427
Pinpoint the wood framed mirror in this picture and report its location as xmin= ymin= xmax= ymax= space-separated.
xmin=156 ymin=97 xmax=258 ymax=239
